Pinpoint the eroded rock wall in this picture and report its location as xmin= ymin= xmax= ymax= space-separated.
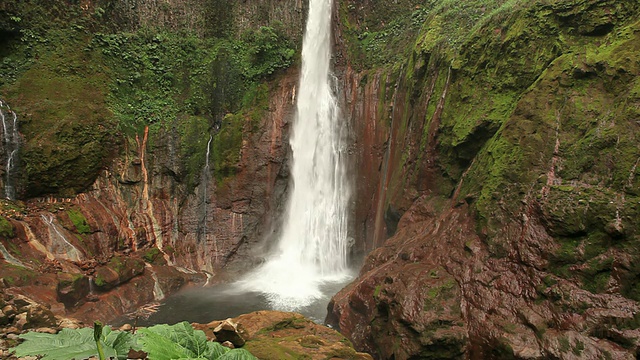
xmin=331 ymin=0 xmax=640 ymax=359
xmin=0 ymin=0 xmax=303 ymax=322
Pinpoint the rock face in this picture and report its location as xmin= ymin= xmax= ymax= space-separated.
xmin=0 ymin=0 xmax=300 ymax=323
xmin=194 ymin=311 xmax=373 ymax=360
xmin=329 ymin=0 xmax=640 ymax=359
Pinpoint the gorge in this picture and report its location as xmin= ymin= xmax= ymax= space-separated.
xmin=1 ymin=0 xmax=640 ymax=359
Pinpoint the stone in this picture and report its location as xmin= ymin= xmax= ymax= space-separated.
xmin=34 ymin=327 xmax=58 ymax=334
xmin=213 ymin=319 xmax=245 ymax=347
xmin=25 ymin=304 xmax=58 ymax=329
xmin=221 ymin=341 xmax=235 ymax=349
xmin=93 ymin=256 xmax=145 ymax=291
xmin=56 ymin=272 xmax=90 ymax=309
xmin=2 ymin=304 xmax=17 ymax=318
xmin=119 ymin=323 xmax=133 ymax=331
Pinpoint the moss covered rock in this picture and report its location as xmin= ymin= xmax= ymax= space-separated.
xmin=93 ymin=256 xmax=145 ymax=291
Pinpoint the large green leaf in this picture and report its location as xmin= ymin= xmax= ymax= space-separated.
xmin=217 ymin=349 xmax=258 ymax=360
xmin=139 ymin=321 xmax=228 ymax=360
xmin=10 ymin=326 xmax=136 ymax=360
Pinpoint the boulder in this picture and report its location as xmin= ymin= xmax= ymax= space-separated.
xmin=93 ymin=256 xmax=145 ymax=291
xmin=195 ymin=311 xmax=373 ymax=360
xmin=56 ymin=272 xmax=90 ymax=308
xmin=213 ymin=319 xmax=245 ymax=347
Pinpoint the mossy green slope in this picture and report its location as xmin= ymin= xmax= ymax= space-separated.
xmin=0 ymin=0 xmax=296 ymax=197
xmin=340 ymin=0 xmax=640 ymax=306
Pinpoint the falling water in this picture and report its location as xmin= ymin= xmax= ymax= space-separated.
xmin=239 ymin=0 xmax=352 ymax=310
xmin=146 ymin=264 xmax=165 ymax=301
xmin=198 ymin=135 xmax=213 ymax=244
xmin=0 ymin=242 xmax=27 ymax=268
xmin=41 ymin=214 xmax=83 ymax=262
xmin=0 ymin=100 xmax=20 ymax=200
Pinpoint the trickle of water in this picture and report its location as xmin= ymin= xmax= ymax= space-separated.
xmin=199 ymin=135 xmax=213 ymax=244
xmin=238 ymin=0 xmax=352 ymax=310
xmin=0 ymin=101 xmax=20 ymax=200
xmin=0 ymin=242 xmax=27 ymax=268
xmin=41 ymin=214 xmax=82 ymax=262
xmin=146 ymin=264 xmax=165 ymax=301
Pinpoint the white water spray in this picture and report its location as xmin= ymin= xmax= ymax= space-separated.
xmin=239 ymin=0 xmax=352 ymax=310
xmin=199 ymin=135 xmax=213 ymax=244
xmin=0 ymin=101 xmax=20 ymax=200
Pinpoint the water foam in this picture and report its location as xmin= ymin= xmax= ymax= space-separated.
xmin=238 ymin=0 xmax=352 ymax=310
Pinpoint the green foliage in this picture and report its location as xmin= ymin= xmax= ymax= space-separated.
xmin=235 ymin=25 xmax=295 ymax=80
xmin=340 ymin=2 xmax=429 ymax=68
xmin=10 ymin=326 xmax=136 ymax=360
xmin=89 ymin=30 xmax=211 ymax=135
xmin=138 ymin=322 xmax=257 ymax=360
xmin=212 ymin=114 xmax=245 ymax=182
xmin=0 ymin=216 xmax=15 ymax=238
xmin=11 ymin=322 xmax=258 ymax=360
xmin=67 ymin=209 xmax=91 ymax=234
xmin=144 ymin=247 xmax=162 ymax=263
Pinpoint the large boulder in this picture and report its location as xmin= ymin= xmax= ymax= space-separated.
xmin=56 ymin=272 xmax=90 ymax=309
xmin=193 ymin=311 xmax=373 ymax=360
xmin=93 ymin=256 xmax=145 ymax=291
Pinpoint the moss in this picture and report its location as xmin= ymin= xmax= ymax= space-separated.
xmin=0 ymin=217 xmax=15 ymax=238
xmin=373 ymin=285 xmax=383 ymax=299
xmin=559 ymin=337 xmax=571 ymax=353
xmin=424 ymin=278 xmax=457 ymax=312
xmin=143 ymin=247 xmax=161 ymax=263
xmin=298 ymin=335 xmax=324 ymax=349
xmin=66 ymin=209 xmax=90 ymax=235
xmin=244 ymin=337 xmax=311 ymax=360
xmin=212 ymin=113 xmax=245 ymax=183
xmin=260 ymin=317 xmax=306 ymax=333
xmin=1 ymin=25 xmax=119 ymax=197
xmin=0 ymin=264 xmax=36 ymax=286
xmin=93 ymin=274 xmax=106 ymax=287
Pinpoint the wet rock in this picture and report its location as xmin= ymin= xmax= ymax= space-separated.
xmin=56 ymin=272 xmax=90 ymax=308
xmin=213 ymin=319 xmax=246 ymax=347
xmin=93 ymin=256 xmax=145 ymax=291
xmin=192 ymin=311 xmax=373 ymax=360
xmin=58 ymin=317 xmax=82 ymax=329
xmin=25 ymin=304 xmax=57 ymax=329
xmin=34 ymin=327 xmax=58 ymax=334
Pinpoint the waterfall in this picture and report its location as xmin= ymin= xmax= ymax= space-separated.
xmin=41 ymin=214 xmax=83 ymax=262
xmin=239 ymin=0 xmax=352 ymax=310
xmin=146 ymin=264 xmax=165 ymax=301
xmin=199 ymin=135 xmax=213 ymax=244
xmin=0 ymin=100 xmax=20 ymax=200
xmin=0 ymin=242 xmax=27 ymax=268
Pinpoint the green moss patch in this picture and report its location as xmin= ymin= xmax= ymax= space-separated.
xmin=66 ymin=209 xmax=91 ymax=235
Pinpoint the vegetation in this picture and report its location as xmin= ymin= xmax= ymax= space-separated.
xmin=0 ymin=216 xmax=14 ymax=238
xmin=0 ymin=0 xmax=296 ymax=196
xmin=11 ymin=321 xmax=258 ymax=360
xmin=10 ymin=322 xmax=135 ymax=360
xmin=67 ymin=209 xmax=91 ymax=235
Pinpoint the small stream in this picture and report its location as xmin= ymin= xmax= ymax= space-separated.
xmin=127 ymin=276 xmax=354 ymax=327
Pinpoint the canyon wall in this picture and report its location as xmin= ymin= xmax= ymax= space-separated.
xmin=0 ymin=0 xmax=302 ymax=323
xmin=2 ymin=0 xmax=640 ymax=359
xmin=330 ymin=0 xmax=640 ymax=359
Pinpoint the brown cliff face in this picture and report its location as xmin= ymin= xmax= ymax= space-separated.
xmin=0 ymin=68 xmax=296 ymax=323
xmin=330 ymin=0 xmax=640 ymax=359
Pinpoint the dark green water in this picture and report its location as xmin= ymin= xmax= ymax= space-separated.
xmin=124 ymin=280 xmax=352 ymax=327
